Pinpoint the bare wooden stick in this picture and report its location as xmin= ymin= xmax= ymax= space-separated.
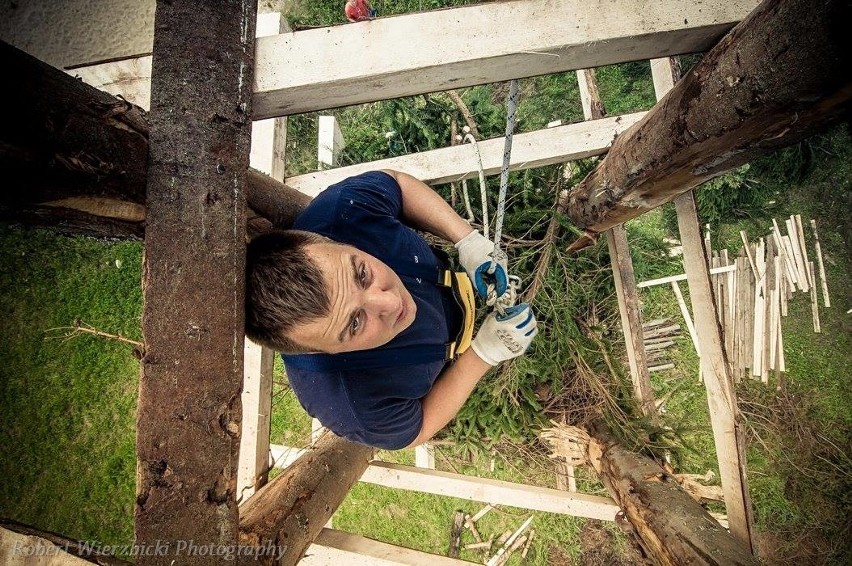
xmin=464 ymin=514 xmax=484 ymax=543
xmin=671 ymin=281 xmax=701 ymax=358
xmin=786 ymin=218 xmax=809 ymax=290
xmin=770 ymin=221 xmax=797 ymax=288
xmin=740 ymin=231 xmax=760 ymax=280
xmin=780 ymin=233 xmax=801 ymax=291
xmin=809 ymin=261 xmax=821 ymax=333
xmin=795 ymin=215 xmax=812 ymax=287
xmin=649 ymin=363 xmax=676 ymax=372
xmin=810 ymin=219 xmax=831 ymax=307
xmin=469 ymin=504 xmax=494 ymax=524
xmin=521 ymin=529 xmax=535 ymax=559
xmin=486 ymin=517 xmax=533 ymax=566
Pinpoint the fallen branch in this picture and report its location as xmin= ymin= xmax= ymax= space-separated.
xmin=45 ymin=319 xmax=144 ymax=351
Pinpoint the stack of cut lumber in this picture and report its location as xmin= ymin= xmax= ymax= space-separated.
xmin=713 ymin=215 xmax=829 ymax=384
xmin=643 ymin=318 xmax=681 ymax=373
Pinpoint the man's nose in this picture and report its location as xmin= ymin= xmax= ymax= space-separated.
xmin=365 ymin=288 xmax=398 ymax=316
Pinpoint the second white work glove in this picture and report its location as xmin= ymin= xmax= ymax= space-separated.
xmin=455 ymin=230 xmax=508 ymax=299
xmin=471 ymin=303 xmax=538 ymax=366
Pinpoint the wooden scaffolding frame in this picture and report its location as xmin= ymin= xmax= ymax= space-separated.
xmin=2 ymin=0 xmax=849 ymax=563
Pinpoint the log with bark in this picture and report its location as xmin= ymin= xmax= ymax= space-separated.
xmin=564 ymin=0 xmax=852 ymax=246
xmin=542 ymin=421 xmax=758 ymax=565
xmin=238 ymin=432 xmax=374 ymax=566
xmin=1 ymin=40 xmax=309 ymax=238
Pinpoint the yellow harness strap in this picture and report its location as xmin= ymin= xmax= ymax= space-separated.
xmin=442 ymin=270 xmax=475 ymax=360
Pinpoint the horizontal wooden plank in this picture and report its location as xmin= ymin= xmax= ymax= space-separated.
xmin=361 ymin=462 xmax=619 ymax=521
xmin=286 ymin=113 xmax=645 ymax=196
xmin=253 ymin=0 xmax=758 ymax=117
xmin=637 ymin=264 xmax=736 ymax=288
xmin=269 ymin=445 xmax=618 ymax=521
xmin=304 ymin=529 xmax=477 ymax=565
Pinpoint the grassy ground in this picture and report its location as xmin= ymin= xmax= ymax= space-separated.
xmin=0 ymin=227 xmax=141 ymax=545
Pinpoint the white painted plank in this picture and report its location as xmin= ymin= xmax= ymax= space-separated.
xmin=359 ymin=462 xmax=619 ymax=522
xmin=671 ymin=280 xmax=700 ymax=357
xmin=253 ymin=0 xmax=759 ymax=118
xmin=414 ymin=444 xmax=436 ymax=469
xmin=268 ymin=445 xmax=618 ymax=521
xmin=318 ymin=115 xmax=346 ymax=169
xmin=238 ymin=339 xmax=274 ymax=503
xmin=237 ymin=13 xmax=288 ymax=505
xmin=287 ymin=113 xmax=645 ymax=196
xmin=305 ymin=529 xmax=477 ymax=566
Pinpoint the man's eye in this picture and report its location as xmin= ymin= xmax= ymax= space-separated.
xmin=350 ymin=312 xmax=362 ymax=335
xmin=358 ymin=264 xmax=368 ymax=286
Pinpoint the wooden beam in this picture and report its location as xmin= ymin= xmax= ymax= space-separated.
xmin=578 ymin=63 xmax=656 ymax=420
xmin=317 ymin=115 xmax=345 ymax=170
xmin=2 ymin=38 xmax=311 ymax=238
xmin=285 ymin=113 xmax=644 ymax=196
xmin=304 ymin=529 xmax=477 ymax=566
xmin=134 ymin=1 xmax=256 ymax=562
xmin=239 ymin=433 xmax=374 ymax=565
xmin=1 ymin=40 xmax=149 ymax=238
xmin=564 ymin=0 xmax=852 ymax=241
xmin=238 ymin=339 xmax=274 ymax=503
xmin=358 ymin=462 xmax=619 ymax=522
xmin=674 ymin=191 xmax=755 ymax=552
xmin=607 ymin=226 xmax=656 ymax=418
xmin=237 ymin=11 xmax=288 ymax=506
xmin=252 ymin=0 xmax=758 ymax=118
xmin=268 ymin=445 xmax=618 ymax=521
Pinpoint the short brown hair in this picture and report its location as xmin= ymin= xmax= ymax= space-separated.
xmin=245 ymin=230 xmax=330 ymax=353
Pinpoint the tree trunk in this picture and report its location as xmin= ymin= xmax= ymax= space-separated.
xmin=239 ymin=432 xmax=374 ymax=566
xmin=134 ymin=1 xmax=256 ymax=563
xmin=1 ymin=40 xmax=309 ymax=238
xmin=585 ymin=423 xmax=758 ymax=566
xmin=564 ymin=0 xmax=851 ymax=242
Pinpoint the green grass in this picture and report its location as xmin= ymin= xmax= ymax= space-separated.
xmin=0 ymin=226 xmax=141 ymax=544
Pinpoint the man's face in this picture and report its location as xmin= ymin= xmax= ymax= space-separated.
xmin=286 ymin=242 xmax=417 ymax=354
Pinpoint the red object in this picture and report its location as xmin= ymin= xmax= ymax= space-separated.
xmin=345 ymin=0 xmax=374 ymax=22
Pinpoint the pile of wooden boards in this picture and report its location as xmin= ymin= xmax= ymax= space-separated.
xmin=707 ymin=215 xmax=830 ymax=383
xmin=642 ymin=318 xmax=682 ymax=373
xmin=638 ymin=215 xmax=830 ymax=385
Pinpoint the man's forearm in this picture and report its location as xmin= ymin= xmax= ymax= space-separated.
xmin=406 ymin=348 xmax=491 ymax=448
xmin=383 ymin=169 xmax=474 ymax=244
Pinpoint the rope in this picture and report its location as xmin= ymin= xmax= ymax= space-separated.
xmin=462 ymin=129 xmax=490 ymax=240
xmin=493 ymin=79 xmax=520 ymax=254
xmin=457 ymin=81 xmax=523 ymax=315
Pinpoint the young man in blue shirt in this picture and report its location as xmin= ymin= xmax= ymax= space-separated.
xmin=245 ymin=170 xmax=537 ymax=449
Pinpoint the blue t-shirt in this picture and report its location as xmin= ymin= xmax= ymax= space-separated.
xmin=283 ymin=171 xmax=460 ymax=449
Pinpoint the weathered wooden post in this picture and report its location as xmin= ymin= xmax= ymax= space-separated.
xmin=135 ymin=1 xmax=257 ymax=563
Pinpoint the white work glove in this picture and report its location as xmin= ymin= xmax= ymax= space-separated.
xmin=455 ymin=230 xmax=508 ymax=299
xmin=471 ymin=303 xmax=538 ymax=366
